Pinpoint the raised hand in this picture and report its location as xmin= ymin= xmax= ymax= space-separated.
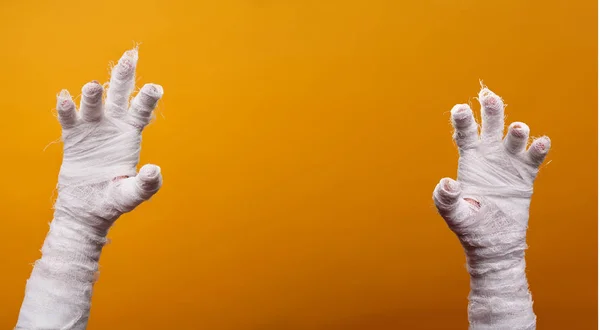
xmin=16 ymin=48 xmax=164 ymax=330
xmin=55 ymin=47 xmax=163 ymax=230
xmin=433 ymin=86 xmax=550 ymax=330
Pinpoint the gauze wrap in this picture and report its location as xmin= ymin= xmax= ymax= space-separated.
xmin=16 ymin=48 xmax=163 ymax=330
xmin=433 ymin=86 xmax=551 ymax=330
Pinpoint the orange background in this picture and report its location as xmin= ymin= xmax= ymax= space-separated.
xmin=0 ymin=0 xmax=597 ymax=329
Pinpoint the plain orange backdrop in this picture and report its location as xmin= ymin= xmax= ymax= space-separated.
xmin=0 ymin=0 xmax=597 ymax=329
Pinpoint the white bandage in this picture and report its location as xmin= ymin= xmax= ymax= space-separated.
xmin=16 ymin=48 xmax=164 ymax=330
xmin=433 ymin=86 xmax=551 ymax=330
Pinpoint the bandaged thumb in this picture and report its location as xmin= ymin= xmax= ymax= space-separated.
xmin=110 ymin=164 xmax=162 ymax=213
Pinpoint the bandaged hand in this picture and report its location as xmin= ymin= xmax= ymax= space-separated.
xmin=16 ymin=48 xmax=163 ymax=330
xmin=55 ymin=47 xmax=163 ymax=229
xmin=433 ymin=86 xmax=550 ymax=330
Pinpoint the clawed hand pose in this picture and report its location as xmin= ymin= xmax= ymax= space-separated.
xmin=434 ymin=87 xmax=550 ymax=330
xmin=16 ymin=49 xmax=550 ymax=330
xmin=16 ymin=48 xmax=164 ymax=330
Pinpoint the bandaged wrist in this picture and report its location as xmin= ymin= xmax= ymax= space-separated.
xmin=16 ymin=200 xmax=108 ymax=330
xmin=467 ymin=261 xmax=535 ymax=330
xmin=463 ymin=233 xmax=535 ymax=330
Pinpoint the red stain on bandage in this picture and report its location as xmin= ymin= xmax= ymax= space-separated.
xmin=113 ymin=175 xmax=129 ymax=182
